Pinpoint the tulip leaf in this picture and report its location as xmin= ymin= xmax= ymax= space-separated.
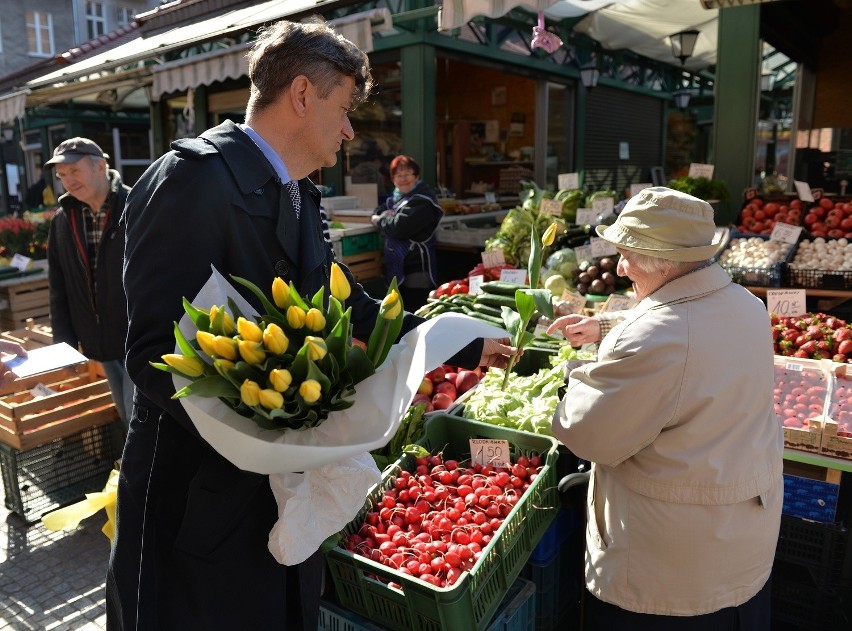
xmin=173 ymin=322 xmax=200 ymax=359
xmin=366 ymin=278 xmax=404 ymax=368
xmin=326 ymin=296 xmax=343 ymax=334
xmin=325 ymin=308 xmax=350 ymax=368
xmin=287 ymin=281 xmax=311 ymax=311
xmin=311 ymin=286 xmax=325 ymax=311
xmin=183 ymin=297 xmax=210 ymax=332
xmin=528 ymin=224 xmax=542 ymax=289
xmin=174 ymin=376 xmax=239 ymax=399
xmin=500 ymin=306 xmax=525 ymax=347
xmin=231 ymin=275 xmax=285 ymax=320
xmin=289 ymin=345 xmax=309 ymax=382
xmin=227 ymin=297 xmax=247 ymax=323
xmin=514 ymin=290 xmax=536 ymax=323
xmin=306 ymin=358 xmax=332 ymax=393
xmin=345 ymin=345 xmax=376 ymax=384
xmin=525 ymin=288 xmax=554 ymax=319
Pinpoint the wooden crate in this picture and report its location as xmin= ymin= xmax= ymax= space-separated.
xmin=343 ymin=251 xmax=383 ymax=282
xmin=1 ymin=318 xmax=54 ymax=350
xmin=0 ymin=278 xmax=50 ymax=329
xmin=0 ymin=361 xmax=118 ymax=451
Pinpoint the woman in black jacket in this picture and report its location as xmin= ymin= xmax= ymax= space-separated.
xmin=371 ymin=155 xmax=443 ymax=310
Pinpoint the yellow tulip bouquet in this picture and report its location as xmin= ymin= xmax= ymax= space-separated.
xmin=152 ymin=262 xmax=404 ymax=431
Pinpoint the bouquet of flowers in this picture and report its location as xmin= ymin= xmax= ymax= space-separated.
xmin=153 ymin=262 xmax=404 ymax=431
xmin=0 ymin=212 xmax=54 ymax=261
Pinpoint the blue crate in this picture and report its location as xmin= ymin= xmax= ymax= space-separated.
xmin=485 ymin=578 xmax=536 ymax=631
xmin=528 ymin=508 xmax=580 ymax=565
xmin=318 ymin=599 xmax=390 ymax=631
xmin=522 ymin=530 xmax=583 ymax=631
xmin=782 ymin=474 xmax=839 ymax=523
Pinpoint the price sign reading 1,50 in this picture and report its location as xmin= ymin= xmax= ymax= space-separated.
xmin=469 ymin=438 xmax=510 ymax=469
xmin=766 ymin=289 xmax=807 ymax=318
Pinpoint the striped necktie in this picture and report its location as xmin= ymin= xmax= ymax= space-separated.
xmin=286 ymin=180 xmax=301 ymax=220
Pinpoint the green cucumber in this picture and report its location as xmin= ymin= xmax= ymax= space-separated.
xmin=475 ymin=293 xmax=519 ymax=309
xmin=479 ymin=280 xmax=527 ymax=296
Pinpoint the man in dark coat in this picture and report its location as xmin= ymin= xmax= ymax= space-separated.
xmin=109 ymin=19 xmax=514 ymax=631
xmin=45 ymin=137 xmax=133 ymax=428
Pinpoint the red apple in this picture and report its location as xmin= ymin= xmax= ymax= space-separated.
xmin=411 ymin=393 xmax=434 ymax=412
xmin=444 ymin=372 xmax=458 ymax=387
xmin=417 ymin=378 xmax=433 ymax=397
xmin=431 ymin=392 xmax=455 ymax=410
xmin=435 ymin=381 xmax=457 ymax=399
xmin=456 ymin=370 xmax=480 ymax=394
xmin=425 ymin=365 xmax=446 ymax=383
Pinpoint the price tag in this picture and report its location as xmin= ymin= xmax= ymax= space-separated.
xmin=10 ymin=253 xmax=31 ymax=271
xmin=482 ymin=249 xmax=505 ymax=268
xmin=742 ymin=187 xmax=759 ymax=202
xmin=573 ymin=244 xmax=592 ymax=263
xmin=540 ymin=198 xmax=563 ymax=217
xmin=811 ymin=188 xmax=824 ymax=201
xmin=30 ymin=383 xmax=58 ymax=398
xmin=500 ymin=268 xmax=527 ymax=285
xmin=559 ymin=290 xmax=587 ymax=314
xmin=469 ymin=438 xmax=511 ymax=468
xmin=576 ymin=208 xmax=598 ymax=225
xmin=766 ymin=289 xmax=807 ymax=318
xmin=600 ymin=293 xmax=638 ymax=312
xmin=590 ymin=236 xmax=617 ymax=258
xmin=592 ymin=197 xmax=614 ymax=218
xmin=688 ymin=163 xmax=715 ymax=179
xmin=484 ymin=192 xmax=497 ymax=204
xmin=468 ymin=274 xmax=485 ymax=295
xmin=534 ymin=323 xmax=551 ymax=337
xmin=794 ymin=180 xmax=814 ymax=203
xmin=784 ymin=362 xmax=804 ymax=373
xmin=769 ymin=222 xmax=802 ymax=245
xmin=630 ymin=183 xmax=652 ymax=197
xmin=558 ymin=172 xmax=579 ymax=190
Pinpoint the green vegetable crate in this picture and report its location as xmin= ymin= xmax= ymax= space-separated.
xmin=322 ymin=414 xmax=560 ymax=631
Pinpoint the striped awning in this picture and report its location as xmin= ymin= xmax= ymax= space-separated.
xmin=0 ymin=90 xmax=29 ymax=125
xmin=439 ymin=0 xmax=558 ymax=31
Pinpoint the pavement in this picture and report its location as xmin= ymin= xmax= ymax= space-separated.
xmin=0 ymin=480 xmax=109 ymax=630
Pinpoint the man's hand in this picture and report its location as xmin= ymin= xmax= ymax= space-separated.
xmin=0 ymin=340 xmax=27 ymax=389
xmin=546 ymin=315 xmax=601 ymax=346
xmin=479 ymin=337 xmax=517 ymax=369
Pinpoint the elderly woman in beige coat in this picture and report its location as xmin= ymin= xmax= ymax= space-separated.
xmin=547 ymin=187 xmax=783 ymax=630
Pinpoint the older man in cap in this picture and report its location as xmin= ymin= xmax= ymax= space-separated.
xmin=45 ymin=137 xmax=133 ymax=429
xmin=548 ymin=187 xmax=782 ymax=630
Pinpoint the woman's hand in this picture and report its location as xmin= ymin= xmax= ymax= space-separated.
xmin=0 ymin=340 xmax=27 ymax=389
xmin=546 ymin=315 xmax=601 ymax=346
xmin=479 ymin=338 xmax=517 ymax=369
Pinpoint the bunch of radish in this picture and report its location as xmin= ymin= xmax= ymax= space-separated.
xmin=342 ymin=451 xmax=543 ymax=588
xmin=413 ymin=364 xmax=483 ymax=412
xmin=773 ymin=363 xmax=828 ymax=429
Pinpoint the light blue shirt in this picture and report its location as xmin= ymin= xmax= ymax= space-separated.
xmin=238 ymin=124 xmax=295 ymax=184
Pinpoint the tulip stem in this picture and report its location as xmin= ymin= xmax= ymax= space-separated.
xmin=369 ymin=322 xmax=390 ymax=367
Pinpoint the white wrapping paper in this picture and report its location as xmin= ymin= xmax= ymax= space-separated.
xmin=173 ymin=267 xmax=508 ymax=564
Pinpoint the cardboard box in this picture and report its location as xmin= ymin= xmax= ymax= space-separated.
xmin=821 ymin=362 xmax=852 ymax=460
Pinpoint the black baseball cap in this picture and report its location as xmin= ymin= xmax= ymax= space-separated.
xmin=44 ymin=137 xmax=109 ymax=167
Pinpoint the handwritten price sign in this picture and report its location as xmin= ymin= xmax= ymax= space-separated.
xmin=766 ymin=289 xmax=807 ymax=318
xmin=469 ymin=438 xmax=510 ymax=468
xmin=590 ymin=236 xmax=618 ymax=258
xmin=482 ymin=249 xmax=505 ymax=268
xmin=592 ymin=197 xmax=614 ymax=218
xmin=558 ymin=172 xmax=579 ymax=190
xmin=540 ymin=199 xmax=563 ymax=217
xmin=769 ymin=222 xmax=802 ymax=245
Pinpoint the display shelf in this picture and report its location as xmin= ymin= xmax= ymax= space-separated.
xmin=784 ymin=449 xmax=852 ymax=483
xmin=465 ymin=160 xmax=533 ymax=167
xmin=439 ymin=210 xmax=508 ymax=225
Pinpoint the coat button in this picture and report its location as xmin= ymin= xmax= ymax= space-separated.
xmin=275 ymin=260 xmax=289 ymax=276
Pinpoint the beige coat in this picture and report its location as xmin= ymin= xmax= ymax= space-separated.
xmin=553 ymin=263 xmax=783 ymax=616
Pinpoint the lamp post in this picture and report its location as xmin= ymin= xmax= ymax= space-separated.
xmin=580 ymin=62 xmax=600 ymax=90
xmin=669 ymin=29 xmax=700 ymax=109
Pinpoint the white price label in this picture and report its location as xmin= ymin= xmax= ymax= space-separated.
xmin=592 ymin=197 xmax=614 ymax=218
xmin=601 ymin=294 xmax=638 ymax=313
xmin=482 ymin=249 xmax=505 ymax=268
xmin=784 ymin=362 xmax=804 ymax=373
xmin=630 ymin=183 xmax=653 ymax=197
xmin=574 ymin=244 xmax=593 ymax=263
xmin=559 ymin=290 xmax=587 ymax=315
xmin=469 ymin=438 xmax=511 ymax=468
xmin=534 ymin=323 xmax=550 ymax=338
xmin=468 ymin=274 xmax=485 ymax=295
xmin=484 ymin=192 xmax=497 ymax=204
xmin=10 ymin=253 xmax=31 ymax=271
xmin=30 ymin=383 xmax=58 ymax=398
xmin=769 ymin=222 xmax=802 ymax=245
xmin=590 ymin=236 xmax=618 ymax=258
xmin=688 ymin=163 xmax=715 ymax=179
xmin=794 ymin=180 xmax=814 ymax=203
xmin=575 ymin=208 xmax=598 ymax=225
xmin=558 ymin=173 xmax=579 ymax=190
xmin=500 ymin=268 xmax=527 ymax=285
xmin=766 ymin=289 xmax=807 ymax=318
xmin=540 ymin=198 xmax=563 ymax=217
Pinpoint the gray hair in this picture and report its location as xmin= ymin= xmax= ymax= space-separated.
xmin=622 ymin=250 xmax=708 ymax=276
xmin=246 ymin=18 xmax=373 ymax=116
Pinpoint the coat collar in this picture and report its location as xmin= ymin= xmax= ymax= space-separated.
xmin=641 ymin=263 xmax=731 ymax=310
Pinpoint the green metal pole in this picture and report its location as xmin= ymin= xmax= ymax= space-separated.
xmin=712 ymin=4 xmax=761 ymax=224
xmin=400 ymin=43 xmax=437 ymax=186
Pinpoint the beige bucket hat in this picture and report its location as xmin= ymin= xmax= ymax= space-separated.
xmin=595 ymin=186 xmax=720 ymax=262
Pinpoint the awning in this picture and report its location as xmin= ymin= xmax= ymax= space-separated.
xmin=439 ymin=0 xmax=558 ymax=31
xmin=0 ymin=90 xmax=29 ymax=125
xmin=150 ymin=7 xmax=393 ymax=99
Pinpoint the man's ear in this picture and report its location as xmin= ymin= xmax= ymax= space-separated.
xmin=289 ymin=75 xmax=310 ymax=117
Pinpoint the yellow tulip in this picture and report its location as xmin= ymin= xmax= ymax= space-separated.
xmin=163 ymin=354 xmax=205 ymax=378
xmin=542 ymin=222 xmax=558 ymax=247
xmin=379 ymin=289 xmax=402 ymax=320
xmin=303 ymin=336 xmax=327 ymax=361
xmin=330 ymin=262 xmax=350 ymax=301
xmin=287 ymin=306 xmax=306 ymax=330
xmin=210 ymin=305 xmax=235 ymax=335
xmin=259 ymin=389 xmax=284 ymax=410
xmin=238 ymin=339 xmax=267 ymax=365
xmin=272 ymin=277 xmax=290 ymax=308
xmin=195 ymin=331 xmax=218 ymax=357
xmin=299 ymin=379 xmax=322 ymax=403
xmin=213 ymin=359 xmax=235 ymax=378
xmin=212 ymin=335 xmax=238 ymax=361
xmin=240 ymin=379 xmax=261 ymax=407
xmin=237 ymin=317 xmax=263 ymax=343
xmin=263 ymin=323 xmax=289 ymax=355
xmin=269 ymin=368 xmax=293 ymax=392
xmin=305 ymin=308 xmax=326 ymax=332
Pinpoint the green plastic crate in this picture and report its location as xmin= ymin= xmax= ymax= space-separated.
xmin=342 ymin=232 xmax=381 ymax=256
xmin=322 ymin=414 xmax=560 ymax=631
